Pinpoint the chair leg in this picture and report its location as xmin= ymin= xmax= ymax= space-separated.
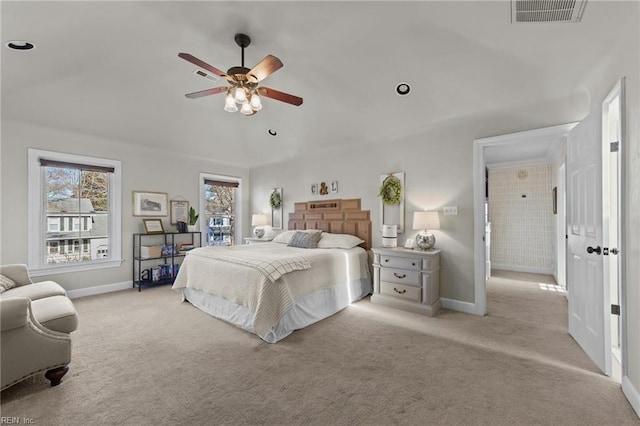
xmin=45 ymin=366 xmax=69 ymax=387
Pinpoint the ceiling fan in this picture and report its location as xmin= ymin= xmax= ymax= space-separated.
xmin=179 ymin=33 xmax=303 ymax=116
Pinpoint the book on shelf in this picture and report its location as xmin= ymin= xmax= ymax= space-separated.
xmin=178 ymin=243 xmax=196 ymax=253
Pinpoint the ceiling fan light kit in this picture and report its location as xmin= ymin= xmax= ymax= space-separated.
xmin=179 ymin=33 xmax=302 ymax=116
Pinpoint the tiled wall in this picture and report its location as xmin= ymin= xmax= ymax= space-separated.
xmin=488 ymin=164 xmax=555 ymax=273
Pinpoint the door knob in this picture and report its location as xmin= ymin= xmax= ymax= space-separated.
xmin=587 ymin=246 xmax=601 ymax=255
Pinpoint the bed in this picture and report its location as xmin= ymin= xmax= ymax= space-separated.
xmin=172 ymin=199 xmax=372 ymax=343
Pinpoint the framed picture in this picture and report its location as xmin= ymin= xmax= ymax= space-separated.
xmin=170 ymin=200 xmax=189 ymax=224
xmin=311 ymin=183 xmax=319 ymax=195
xmin=143 ymin=218 xmax=165 ymax=234
xmin=552 ymin=186 xmax=557 ymax=215
xmin=319 ymin=182 xmax=329 ymax=195
xmin=331 ymin=181 xmax=339 ymax=193
xmin=133 ymin=191 xmax=168 ymax=217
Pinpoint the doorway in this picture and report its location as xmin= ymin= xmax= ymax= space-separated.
xmin=473 ymin=123 xmax=575 ymax=316
xmin=473 ymin=88 xmax=626 ymax=380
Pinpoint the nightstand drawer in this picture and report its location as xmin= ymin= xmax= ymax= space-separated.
xmin=380 ymin=255 xmax=420 ymax=271
xmin=380 ymin=268 xmax=420 ymax=286
xmin=380 ymin=282 xmax=421 ymax=302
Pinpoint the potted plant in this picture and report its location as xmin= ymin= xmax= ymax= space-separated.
xmin=187 ymin=207 xmax=199 ymax=232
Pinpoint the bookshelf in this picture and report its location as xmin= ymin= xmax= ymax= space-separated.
xmin=132 ymin=231 xmax=201 ymax=291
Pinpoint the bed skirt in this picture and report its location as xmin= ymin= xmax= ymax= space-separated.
xmin=181 ymin=277 xmax=372 ymax=343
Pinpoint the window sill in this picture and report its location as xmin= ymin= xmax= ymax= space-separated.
xmin=28 ymin=259 xmax=124 ymax=277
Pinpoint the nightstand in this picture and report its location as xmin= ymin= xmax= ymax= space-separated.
xmin=371 ymin=247 xmax=441 ymax=316
xmin=243 ymin=237 xmax=274 ymax=245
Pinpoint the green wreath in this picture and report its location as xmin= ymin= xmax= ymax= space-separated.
xmin=378 ymin=175 xmax=403 ymax=206
xmin=269 ymin=190 xmax=282 ymax=209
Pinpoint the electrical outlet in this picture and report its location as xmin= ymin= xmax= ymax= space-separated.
xmin=443 ymin=206 xmax=458 ymax=216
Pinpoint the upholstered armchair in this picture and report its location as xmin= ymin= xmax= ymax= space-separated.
xmin=0 ymin=264 xmax=78 ymax=390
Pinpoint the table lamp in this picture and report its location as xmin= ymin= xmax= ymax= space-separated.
xmin=412 ymin=211 xmax=440 ymax=250
xmin=251 ymin=214 xmax=268 ymax=238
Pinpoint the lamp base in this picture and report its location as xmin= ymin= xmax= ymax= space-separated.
xmin=253 ymin=227 xmax=265 ymax=238
xmin=415 ymin=230 xmax=435 ymax=250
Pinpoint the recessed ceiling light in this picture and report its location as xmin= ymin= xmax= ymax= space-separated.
xmin=5 ymin=40 xmax=35 ymax=50
xmin=395 ymin=82 xmax=411 ymax=96
xmin=268 ymin=129 xmax=277 ymax=136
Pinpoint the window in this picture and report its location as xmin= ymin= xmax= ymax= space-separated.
xmin=200 ymin=173 xmax=242 ymax=247
xmin=47 ymin=218 xmax=60 ymax=232
xmin=28 ymin=149 xmax=122 ymax=275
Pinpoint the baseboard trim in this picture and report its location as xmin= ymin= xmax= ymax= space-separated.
xmin=622 ymin=375 xmax=640 ymax=419
xmin=440 ymin=298 xmax=483 ymax=316
xmin=492 ymin=264 xmax=553 ymax=275
xmin=66 ymin=281 xmax=132 ymax=299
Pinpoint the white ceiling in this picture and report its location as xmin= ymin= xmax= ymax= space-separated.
xmin=1 ymin=1 xmax=634 ymax=168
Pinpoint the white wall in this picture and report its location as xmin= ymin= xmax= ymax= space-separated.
xmin=0 ymin=120 xmax=250 ymax=292
xmin=581 ymin=3 xmax=640 ymax=411
xmin=250 ymin=127 xmax=476 ymax=303
xmin=488 ymin=163 xmax=555 ymax=275
xmin=617 ymin=4 xmax=640 ymax=411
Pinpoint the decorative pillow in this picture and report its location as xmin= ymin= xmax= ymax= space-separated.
xmin=273 ymin=229 xmax=322 ymax=244
xmin=317 ymin=233 xmax=365 ymax=249
xmin=0 ymin=274 xmax=16 ymax=294
xmin=288 ymin=231 xmax=323 ymax=249
xmin=272 ymin=230 xmax=297 ymax=244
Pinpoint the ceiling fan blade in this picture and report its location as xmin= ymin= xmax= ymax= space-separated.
xmin=178 ymin=53 xmax=227 ymax=77
xmin=185 ymin=86 xmax=228 ymax=99
xmin=246 ymin=55 xmax=283 ymax=83
xmin=257 ymin=87 xmax=303 ymax=106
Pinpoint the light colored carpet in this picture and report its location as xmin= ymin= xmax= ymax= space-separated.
xmin=2 ymin=271 xmax=638 ymax=425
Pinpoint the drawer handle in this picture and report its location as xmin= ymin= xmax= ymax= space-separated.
xmin=411 ymin=262 xmax=416 ymax=266
xmin=393 ymin=273 xmax=406 ymax=279
xmin=384 ymin=258 xmax=389 ymax=262
xmin=393 ymin=287 xmax=406 ymax=294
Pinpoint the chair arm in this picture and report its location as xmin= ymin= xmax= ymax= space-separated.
xmin=0 ymin=264 xmax=33 ymax=287
xmin=0 ymin=297 xmax=30 ymax=332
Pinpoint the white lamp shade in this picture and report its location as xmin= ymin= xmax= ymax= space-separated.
xmin=250 ymin=93 xmax=262 ymax=111
xmin=240 ymin=102 xmax=253 ymax=115
xmin=413 ymin=211 xmax=440 ymax=230
xmin=251 ymin=214 xmax=268 ymax=226
xmin=234 ymin=87 xmax=248 ymax=104
xmin=224 ymin=94 xmax=238 ymax=112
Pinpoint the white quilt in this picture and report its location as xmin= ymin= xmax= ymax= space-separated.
xmin=172 ymin=243 xmax=369 ymax=340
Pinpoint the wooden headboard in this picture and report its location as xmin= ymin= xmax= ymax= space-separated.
xmin=287 ymin=199 xmax=372 ymax=250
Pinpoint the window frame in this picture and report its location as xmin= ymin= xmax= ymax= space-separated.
xmin=28 ymin=149 xmax=122 ymax=276
xmin=199 ymin=172 xmax=242 ymax=246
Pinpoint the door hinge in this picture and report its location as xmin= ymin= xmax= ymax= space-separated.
xmin=611 ymin=304 xmax=620 ymax=315
xmin=610 ymin=141 xmax=619 ymax=152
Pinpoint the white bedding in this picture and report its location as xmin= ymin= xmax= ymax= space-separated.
xmin=172 ymin=243 xmax=371 ymax=343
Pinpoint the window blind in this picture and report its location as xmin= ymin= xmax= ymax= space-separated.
xmin=39 ymin=159 xmax=115 ymax=173
xmin=204 ymin=179 xmax=239 ymax=188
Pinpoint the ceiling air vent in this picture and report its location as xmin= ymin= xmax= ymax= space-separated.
xmin=511 ymin=0 xmax=588 ymax=23
xmin=193 ymin=69 xmax=219 ymax=82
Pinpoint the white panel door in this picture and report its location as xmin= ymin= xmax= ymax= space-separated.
xmin=566 ymin=112 xmax=610 ymax=375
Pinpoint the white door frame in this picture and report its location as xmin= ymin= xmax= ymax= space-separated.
xmin=473 ymin=123 xmax=577 ymax=315
xmin=556 ymin=161 xmax=567 ymax=290
xmin=602 ymin=78 xmax=627 ymax=379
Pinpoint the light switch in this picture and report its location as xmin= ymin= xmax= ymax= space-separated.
xmin=443 ymin=206 xmax=458 ymax=215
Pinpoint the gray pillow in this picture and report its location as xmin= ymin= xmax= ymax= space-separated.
xmin=0 ymin=274 xmax=16 ymax=294
xmin=288 ymin=231 xmax=322 ymax=249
